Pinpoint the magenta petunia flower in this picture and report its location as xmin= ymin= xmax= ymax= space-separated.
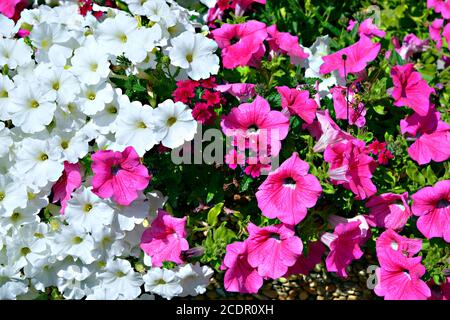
xmin=221 ymin=95 xmax=289 ymax=157
xmin=319 ymin=35 xmax=380 ymax=77
xmin=52 ymin=162 xmax=82 ymax=214
xmin=256 ymin=152 xmax=322 ymax=225
xmin=246 ymin=223 xmax=303 ymax=279
xmin=375 ymin=229 xmax=422 ymax=267
xmin=411 ymin=180 xmax=450 ymax=242
xmin=400 ymin=107 xmax=450 ymax=165
xmin=364 ymin=192 xmax=412 ymax=230
xmin=211 ymin=20 xmax=267 ymax=69
xmin=220 ymin=241 xmax=263 ymax=294
xmin=276 ymin=86 xmax=318 ymax=124
xmin=320 ymin=218 xmax=368 ymax=277
xmin=429 ymin=19 xmax=444 ymax=49
xmin=266 ymin=25 xmax=309 ymax=64
xmin=374 ymin=254 xmax=431 ymax=300
xmin=305 ymin=110 xmax=354 ymax=153
xmin=390 ymin=63 xmax=435 ymax=116
xmin=0 ymin=0 xmax=27 ymax=20
xmin=358 ymin=18 xmax=386 ymax=38
xmin=443 ymin=22 xmax=450 ymax=47
xmin=324 ymin=139 xmax=377 ymax=200
xmin=284 ymin=241 xmax=326 ymax=277
xmin=330 ymin=86 xmax=366 ymax=128
xmin=140 ymin=209 xmax=189 ymax=267
xmin=428 ymin=0 xmax=450 ymax=19
xmin=91 ymin=146 xmax=151 ymax=206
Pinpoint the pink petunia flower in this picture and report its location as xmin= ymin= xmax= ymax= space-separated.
xmin=324 ymin=139 xmax=377 ymax=200
xmin=0 ymin=0 xmax=27 ymax=20
xmin=330 ymin=86 xmax=366 ymax=127
xmin=221 ymin=95 xmax=289 ymax=157
xmin=411 ymin=180 xmax=450 ymax=242
xmin=215 ymin=83 xmax=256 ymax=102
xmin=91 ymin=146 xmax=151 ymax=206
xmin=428 ymin=0 xmax=450 ymax=19
xmin=52 ymin=162 xmax=82 ymax=214
xmin=276 ymin=86 xmax=318 ymax=124
xmin=319 ymin=35 xmax=381 ymax=77
xmin=429 ymin=19 xmax=444 ymax=49
xmin=390 ymin=63 xmax=435 ymax=116
xmin=374 ymin=254 xmax=431 ymax=300
xmin=140 ymin=209 xmax=189 ymax=267
xmin=400 ymin=107 xmax=450 ymax=165
xmin=375 ymin=229 xmax=422 ymax=267
xmin=364 ymin=192 xmax=412 ymax=230
xmin=284 ymin=241 xmax=326 ymax=277
xmin=225 ymin=148 xmax=246 ymax=170
xmin=444 ymin=23 xmax=450 ymax=46
xmin=320 ymin=217 xmax=368 ymax=277
xmin=246 ymin=223 xmax=303 ymax=279
xmin=358 ymin=18 xmax=386 ymax=38
xmin=256 ymin=152 xmax=322 ymax=225
xmin=220 ymin=241 xmax=264 ymax=294
xmin=266 ymin=25 xmax=309 ymax=64
xmin=305 ymin=110 xmax=354 ymax=153
xmin=393 ymin=34 xmax=429 ymax=61
xmin=211 ymin=20 xmax=267 ymax=69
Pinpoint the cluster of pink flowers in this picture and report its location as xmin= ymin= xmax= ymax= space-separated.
xmin=221 ymin=96 xmax=290 ymax=177
xmin=221 ymin=223 xmax=324 ymax=293
xmin=211 ymin=20 xmax=309 ymax=69
xmin=367 ymin=140 xmax=394 ymax=165
xmin=173 ymin=77 xmax=224 ymax=125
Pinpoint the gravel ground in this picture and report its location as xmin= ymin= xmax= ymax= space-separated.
xmin=190 ymin=255 xmax=378 ymax=300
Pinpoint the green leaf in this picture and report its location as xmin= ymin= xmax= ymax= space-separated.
xmin=373 ymin=105 xmax=387 ymax=115
xmin=207 ymin=202 xmax=224 ymax=227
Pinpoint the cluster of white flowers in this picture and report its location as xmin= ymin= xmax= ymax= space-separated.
xmin=0 ymin=1 xmax=216 ymax=300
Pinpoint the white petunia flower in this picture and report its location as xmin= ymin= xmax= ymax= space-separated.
xmin=71 ymin=36 xmax=110 ymax=85
xmin=51 ymin=129 xmax=90 ymax=163
xmin=124 ymin=0 xmax=152 ymax=16
xmin=38 ymin=65 xmax=80 ymax=105
xmin=78 ymin=82 xmax=114 ymax=116
xmin=115 ymin=95 xmax=157 ymax=156
xmin=29 ymin=22 xmax=72 ymax=62
xmin=152 ymin=99 xmax=197 ymax=149
xmin=125 ymin=24 xmax=162 ymax=64
xmin=0 ymin=174 xmax=29 ymax=216
xmin=5 ymin=223 xmax=48 ymax=270
xmin=0 ymin=74 xmax=14 ymax=120
xmin=176 ymin=263 xmax=213 ymax=297
xmin=0 ymin=39 xmax=33 ymax=70
xmin=96 ymin=259 xmax=144 ymax=300
xmin=54 ymin=101 xmax=87 ymax=132
xmin=0 ymin=206 xmax=39 ymax=232
xmin=111 ymin=193 xmax=150 ymax=231
xmin=13 ymin=137 xmax=64 ymax=188
xmin=52 ymin=225 xmax=98 ymax=264
xmin=64 ymin=186 xmax=114 ymax=233
xmin=7 ymin=82 xmax=56 ymax=133
xmin=91 ymin=226 xmax=125 ymax=261
xmin=143 ymin=267 xmax=183 ymax=300
xmin=302 ymin=35 xmax=345 ymax=98
xmin=0 ymin=123 xmax=13 ymax=158
xmin=56 ymin=261 xmax=97 ymax=300
xmin=168 ymin=31 xmax=219 ymax=80
xmin=0 ymin=15 xmax=16 ymax=38
xmin=91 ymin=88 xmax=121 ymax=134
xmin=95 ymin=12 xmax=138 ymax=57
xmin=142 ymin=0 xmax=176 ymax=25
xmin=0 ymin=265 xmax=28 ymax=300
